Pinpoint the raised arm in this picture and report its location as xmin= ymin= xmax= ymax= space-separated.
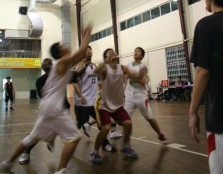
xmin=57 ymin=24 xmax=92 ymax=75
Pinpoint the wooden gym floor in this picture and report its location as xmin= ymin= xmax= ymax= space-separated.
xmin=0 ymin=99 xmax=209 ymax=174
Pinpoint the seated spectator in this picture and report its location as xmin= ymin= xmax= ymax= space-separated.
xmin=183 ymin=76 xmax=193 ymax=102
xmin=167 ymin=77 xmax=176 ymax=101
xmin=175 ymin=76 xmax=184 ymax=101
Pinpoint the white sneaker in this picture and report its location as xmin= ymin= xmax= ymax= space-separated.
xmin=110 ymin=131 xmax=123 ymax=139
xmin=82 ymin=123 xmax=91 ymax=137
xmin=54 ymin=168 xmax=66 ymax=174
xmin=19 ymin=153 xmax=30 ymax=164
xmin=0 ymin=160 xmax=13 ymax=173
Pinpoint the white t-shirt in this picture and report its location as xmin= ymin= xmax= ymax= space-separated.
xmin=125 ymin=62 xmax=148 ymax=97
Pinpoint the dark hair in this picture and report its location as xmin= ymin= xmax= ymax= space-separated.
xmin=103 ymin=48 xmax=113 ymax=60
xmin=50 ymin=42 xmax=60 ymax=60
xmin=41 ymin=58 xmax=52 ymax=73
xmin=6 ymin=76 xmax=11 ymax=79
xmin=136 ymin=47 xmax=145 ymax=59
xmin=88 ymin=45 xmax=92 ymax=50
xmin=214 ymin=0 xmax=223 ymax=7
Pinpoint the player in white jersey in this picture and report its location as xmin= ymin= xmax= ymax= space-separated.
xmin=74 ymin=46 xmax=98 ymax=129
xmin=124 ymin=47 xmax=168 ymax=144
xmin=74 ymin=46 xmax=117 ymax=152
xmin=89 ymin=48 xmax=146 ymax=164
xmin=0 ymin=25 xmax=92 ymax=174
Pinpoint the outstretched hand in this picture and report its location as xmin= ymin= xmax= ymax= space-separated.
xmin=81 ymin=23 xmax=93 ymax=44
xmin=189 ymin=112 xmax=200 ymax=143
xmin=78 ymin=23 xmax=93 ymax=59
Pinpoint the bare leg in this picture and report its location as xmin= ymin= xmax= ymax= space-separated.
xmin=94 ymin=124 xmax=110 ymax=151
xmin=57 ymin=139 xmax=81 ymax=171
xmin=147 ymin=119 xmax=162 ymax=135
xmin=10 ymin=142 xmax=29 ymax=162
xmin=123 ymin=120 xmax=132 ymax=145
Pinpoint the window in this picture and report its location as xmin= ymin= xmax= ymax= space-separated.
xmin=0 ymin=38 xmax=41 ymax=58
xmin=91 ymin=35 xmax=94 ymax=42
xmin=161 ymin=3 xmax=171 ymax=16
xmin=102 ymin=29 xmax=107 ymax=37
xmin=120 ymin=21 xmax=126 ymax=31
xmin=142 ymin=11 xmax=151 ymax=22
xmin=94 ymin=33 xmax=99 ymax=40
xmin=151 ymin=7 xmax=160 ymax=19
xmin=166 ymin=45 xmax=188 ymax=80
xmin=127 ymin=18 xmax=134 ymax=28
xmin=188 ymin=0 xmax=201 ymax=5
xmin=98 ymin=32 xmax=102 ymax=39
xmin=171 ymin=1 xmax=178 ymax=11
xmin=134 ymin=15 xmax=142 ymax=26
xmin=110 ymin=27 xmax=113 ymax=34
xmin=107 ymin=28 xmax=111 ymax=35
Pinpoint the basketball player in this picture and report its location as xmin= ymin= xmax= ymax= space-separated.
xmin=89 ymin=48 xmax=146 ymax=164
xmin=19 ymin=58 xmax=54 ymax=165
xmin=74 ymin=46 xmax=117 ymax=152
xmin=124 ymin=47 xmax=168 ymax=144
xmin=189 ymin=0 xmax=223 ymax=173
xmin=4 ymin=76 xmax=15 ymax=111
xmin=0 ymin=24 xmax=92 ymax=174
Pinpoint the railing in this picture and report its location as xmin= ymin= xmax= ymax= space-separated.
xmin=0 ymin=50 xmax=41 ymax=58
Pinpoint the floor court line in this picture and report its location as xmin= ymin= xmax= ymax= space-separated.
xmin=91 ymin=126 xmax=208 ymax=158
xmin=0 ymin=123 xmax=208 ymax=158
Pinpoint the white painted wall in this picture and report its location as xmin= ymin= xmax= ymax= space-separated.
xmin=0 ymin=0 xmax=63 ymax=99
xmin=80 ymin=0 xmax=209 ymax=92
xmin=0 ymin=0 xmax=211 ymax=96
xmin=148 ymin=49 xmax=167 ymax=93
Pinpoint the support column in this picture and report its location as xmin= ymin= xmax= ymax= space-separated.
xmin=76 ymin=0 xmax=81 ymax=46
xmin=177 ymin=0 xmax=191 ymax=78
xmin=62 ymin=0 xmax=71 ymax=49
xmin=110 ymin=0 xmax=119 ymax=56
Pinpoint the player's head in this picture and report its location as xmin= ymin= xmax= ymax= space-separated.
xmin=134 ymin=47 xmax=145 ymax=61
xmin=41 ymin=58 xmax=52 ymax=73
xmin=206 ymin=0 xmax=223 ymax=12
xmin=6 ymin=76 xmax=11 ymax=81
xmin=85 ymin=45 xmax=92 ymax=61
xmin=103 ymin=48 xmax=117 ymax=63
xmin=50 ymin=42 xmax=69 ymax=60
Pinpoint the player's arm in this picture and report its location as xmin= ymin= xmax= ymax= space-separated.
xmin=73 ymin=82 xmax=86 ymax=104
xmin=76 ymin=63 xmax=88 ymax=77
xmin=94 ymin=63 xmax=106 ymax=74
xmin=36 ymin=78 xmax=44 ymax=98
xmin=4 ymin=83 xmax=8 ymax=96
xmin=57 ymin=24 xmax=92 ymax=75
xmin=122 ymin=65 xmax=148 ymax=85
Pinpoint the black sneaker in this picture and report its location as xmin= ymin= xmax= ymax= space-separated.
xmin=89 ymin=152 xmax=103 ymax=164
xmin=10 ymin=107 xmax=14 ymax=111
xmin=5 ymin=108 xmax=8 ymax=112
xmin=121 ymin=147 xmax=138 ymax=159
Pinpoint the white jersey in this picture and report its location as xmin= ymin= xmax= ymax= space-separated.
xmin=74 ymin=63 xmax=98 ymax=106
xmin=125 ymin=62 xmax=147 ymax=97
xmin=100 ymin=64 xmax=124 ymax=112
xmin=40 ymin=60 xmax=72 ymax=118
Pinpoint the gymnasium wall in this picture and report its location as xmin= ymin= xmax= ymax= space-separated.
xmin=81 ymin=0 xmax=208 ymax=92
xmin=0 ymin=0 xmax=69 ymax=99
